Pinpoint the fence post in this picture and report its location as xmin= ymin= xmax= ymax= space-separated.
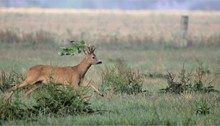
xmin=180 ymin=15 xmax=189 ymax=47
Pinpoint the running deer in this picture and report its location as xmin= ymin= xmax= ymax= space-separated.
xmin=6 ymin=45 xmax=103 ymax=100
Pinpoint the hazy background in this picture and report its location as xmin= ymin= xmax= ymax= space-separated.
xmin=0 ymin=0 xmax=220 ymax=11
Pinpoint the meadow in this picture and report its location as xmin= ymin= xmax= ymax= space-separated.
xmin=0 ymin=8 xmax=220 ymax=125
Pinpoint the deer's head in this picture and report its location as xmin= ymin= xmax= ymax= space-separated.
xmin=83 ymin=45 xmax=102 ymax=65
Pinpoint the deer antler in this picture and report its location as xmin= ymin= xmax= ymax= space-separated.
xmin=84 ymin=44 xmax=96 ymax=54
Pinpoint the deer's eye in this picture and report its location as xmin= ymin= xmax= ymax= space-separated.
xmin=92 ymin=56 xmax=95 ymax=59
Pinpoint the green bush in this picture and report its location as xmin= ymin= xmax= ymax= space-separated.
xmin=0 ymin=97 xmax=33 ymax=123
xmin=102 ymin=60 xmax=144 ymax=95
xmin=160 ymin=64 xmax=219 ymax=94
xmin=194 ymin=98 xmax=211 ymax=115
xmin=33 ymin=84 xmax=95 ymax=116
xmin=0 ymin=83 xmax=96 ymax=122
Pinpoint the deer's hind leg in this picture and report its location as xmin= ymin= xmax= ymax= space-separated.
xmin=24 ymin=81 xmax=43 ymax=99
xmin=6 ymin=77 xmax=41 ymax=100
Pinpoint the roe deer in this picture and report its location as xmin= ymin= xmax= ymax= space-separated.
xmin=6 ymin=45 xmax=103 ymax=100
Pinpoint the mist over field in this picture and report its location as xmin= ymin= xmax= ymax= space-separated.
xmin=0 ymin=0 xmax=220 ymax=11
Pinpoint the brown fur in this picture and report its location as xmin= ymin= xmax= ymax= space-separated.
xmin=6 ymin=47 xmax=103 ymax=100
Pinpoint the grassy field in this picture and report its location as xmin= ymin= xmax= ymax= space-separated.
xmin=0 ymin=8 xmax=220 ymax=125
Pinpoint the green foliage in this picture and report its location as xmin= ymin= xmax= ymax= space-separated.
xmin=0 ymin=83 xmax=96 ymax=122
xmin=102 ymin=60 xmax=144 ymax=95
xmin=0 ymin=71 xmax=24 ymax=92
xmin=33 ymin=84 xmax=95 ymax=116
xmin=0 ymin=97 xmax=33 ymax=123
xmin=58 ymin=40 xmax=86 ymax=56
xmin=160 ymin=64 xmax=219 ymax=94
xmin=194 ymin=98 xmax=211 ymax=115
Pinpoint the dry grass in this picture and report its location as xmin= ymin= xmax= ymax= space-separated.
xmin=0 ymin=8 xmax=220 ymax=45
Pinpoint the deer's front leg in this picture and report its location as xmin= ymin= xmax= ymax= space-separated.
xmin=82 ymin=82 xmax=104 ymax=97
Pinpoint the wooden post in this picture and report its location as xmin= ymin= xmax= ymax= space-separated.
xmin=180 ymin=15 xmax=189 ymax=47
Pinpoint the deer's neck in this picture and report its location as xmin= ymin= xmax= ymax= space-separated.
xmin=76 ymin=58 xmax=91 ymax=78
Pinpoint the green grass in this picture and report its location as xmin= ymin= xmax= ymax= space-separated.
xmin=4 ymin=93 xmax=220 ymax=125
xmin=0 ymin=42 xmax=220 ymax=125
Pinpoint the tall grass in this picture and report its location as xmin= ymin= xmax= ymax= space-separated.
xmin=0 ymin=9 xmax=220 ymax=46
xmin=0 ymin=29 xmax=55 ymax=44
xmin=101 ymin=59 xmax=144 ymax=95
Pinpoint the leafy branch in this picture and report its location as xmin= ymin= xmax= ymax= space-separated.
xmin=58 ymin=40 xmax=86 ymax=56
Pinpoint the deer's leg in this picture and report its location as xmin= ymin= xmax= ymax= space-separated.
xmin=24 ymin=82 xmax=43 ymax=99
xmin=6 ymin=78 xmax=39 ymax=100
xmin=6 ymin=81 xmax=28 ymax=100
xmin=82 ymin=82 xmax=104 ymax=97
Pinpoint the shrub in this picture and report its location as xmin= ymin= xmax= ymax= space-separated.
xmin=0 ymin=97 xmax=33 ymax=123
xmin=194 ymin=98 xmax=211 ymax=115
xmin=32 ymin=84 xmax=95 ymax=116
xmin=160 ymin=64 xmax=219 ymax=94
xmin=0 ymin=71 xmax=24 ymax=92
xmin=102 ymin=59 xmax=144 ymax=95
xmin=0 ymin=83 xmax=96 ymax=122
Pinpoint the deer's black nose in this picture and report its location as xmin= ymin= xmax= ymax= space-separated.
xmin=97 ymin=60 xmax=102 ymax=64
